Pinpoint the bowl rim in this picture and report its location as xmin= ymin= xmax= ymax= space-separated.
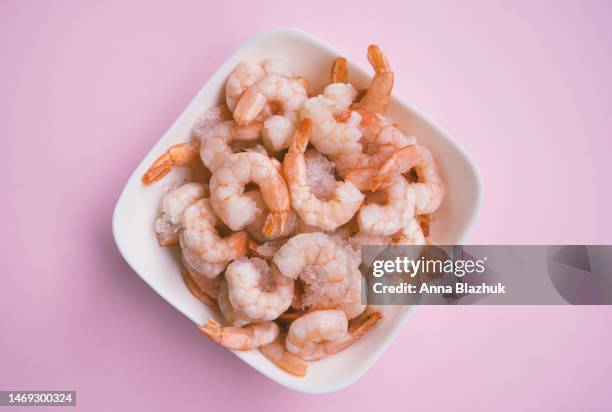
xmin=111 ymin=27 xmax=484 ymax=394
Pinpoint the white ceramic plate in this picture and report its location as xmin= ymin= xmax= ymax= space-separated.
xmin=112 ymin=28 xmax=483 ymax=394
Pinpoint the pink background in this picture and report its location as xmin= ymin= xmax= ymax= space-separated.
xmin=2 ymin=0 xmax=612 ymax=410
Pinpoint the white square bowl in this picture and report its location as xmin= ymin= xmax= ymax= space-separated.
xmin=112 ymin=28 xmax=483 ymax=394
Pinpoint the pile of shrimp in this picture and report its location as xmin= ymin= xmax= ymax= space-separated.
xmin=141 ymin=45 xmax=444 ymax=377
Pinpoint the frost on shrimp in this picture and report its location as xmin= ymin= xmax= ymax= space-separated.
xmin=180 ymin=198 xmax=248 ymax=278
xmin=154 ymin=182 xmax=208 ymax=246
xmin=283 ymin=119 xmax=364 ymax=231
xmin=272 ymin=232 xmax=356 ymax=309
xmin=285 ymin=309 xmax=381 ymax=361
xmin=199 ymin=318 xmax=279 ymax=350
xmin=209 ymin=152 xmax=291 ymax=238
xmin=373 ymin=144 xmax=445 ymax=215
xmin=225 ymin=257 xmax=294 ymax=322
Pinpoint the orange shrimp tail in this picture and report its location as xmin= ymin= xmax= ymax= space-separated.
xmin=275 ymin=352 xmax=308 ymax=377
xmin=371 ymin=171 xmax=394 ymax=192
xmin=349 ymin=311 xmax=382 ymax=336
xmin=228 ymin=231 xmax=249 ymax=260
xmin=198 ymin=319 xmax=223 ymax=343
xmin=290 ymin=118 xmax=312 ymax=154
xmin=345 ymin=168 xmax=378 ymax=191
xmin=367 ymin=45 xmax=391 ymax=74
xmin=181 ymin=267 xmax=219 ymax=311
xmin=296 ymin=76 xmax=309 ymax=94
xmin=331 ymin=57 xmax=348 ymax=83
xmin=262 ymin=211 xmax=289 ymax=238
xmin=141 ymin=143 xmax=199 ymax=185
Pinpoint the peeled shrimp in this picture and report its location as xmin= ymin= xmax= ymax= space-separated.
xmin=218 ymin=278 xmax=250 ymax=326
xmin=272 ymin=232 xmax=355 ymax=308
xmin=285 ymin=309 xmax=381 ymax=361
xmin=182 ymin=253 xmax=221 ymax=300
xmin=225 ymin=257 xmax=294 ymax=322
xmin=283 ymin=119 xmax=364 ymax=231
xmin=373 ymin=145 xmax=445 ymax=215
xmin=345 ymin=168 xmax=416 ymax=237
xmin=337 ymin=269 xmax=367 ymax=319
xmin=300 ymin=95 xmax=362 ymax=155
xmin=260 ymin=332 xmax=307 ymax=377
xmin=154 ymin=182 xmax=208 ymax=246
xmin=226 ymin=62 xmax=266 ymax=111
xmin=181 ymin=265 xmax=218 ymax=310
xmin=233 ymin=73 xmax=307 ymax=126
xmin=199 ymin=121 xmax=263 ymax=172
xmin=199 ymin=318 xmax=279 ymax=350
xmin=244 ymin=190 xmax=297 ymax=242
xmin=262 ymin=111 xmax=300 ymax=152
xmin=331 ymin=109 xmax=416 ymax=177
xmin=209 ymin=152 xmax=291 ymax=237
xmin=180 ymin=198 xmax=248 ymax=278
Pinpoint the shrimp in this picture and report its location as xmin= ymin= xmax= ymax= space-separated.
xmin=260 ymin=332 xmax=307 ymax=377
xmin=261 ymin=111 xmax=300 ymax=152
xmin=373 ymin=145 xmax=445 ymax=215
xmin=272 ymin=232 xmax=355 ymax=308
xmin=218 ymin=278 xmax=250 ymax=326
xmin=154 ymin=182 xmax=208 ymax=246
xmin=181 ymin=265 xmax=218 ymax=310
xmin=337 ymin=269 xmax=367 ymax=319
xmin=182 ymin=254 xmax=221 ymax=300
xmin=233 ymin=73 xmax=307 ymax=126
xmin=199 ymin=318 xmax=279 ymax=350
xmin=300 ymin=95 xmax=362 ymax=155
xmin=180 ymin=198 xmax=249 ymax=278
xmin=225 ymin=257 xmax=294 ymax=322
xmin=226 ymin=62 xmax=266 ymax=111
xmin=331 ymin=109 xmax=417 ymax=177
xmin=283 ymin=119 xmax=364 ymax=231
xmin=285 ymin=310 xmax=381 ymax=361
xmin=209 ymin=152 xmax=291 ymax=237
xmin=345 ymin=168 xmax=416 ymax=237
xmin=198 ymin=121 xmax=263 ymax=172
xmin=141 ymin=142 xmax=208 ymax=185
xmin=354 ymin=44 xmax=394 ymax=114
xmin=243 ymin=190 xmax=297 ymax=242
xmin=327 ymin=49 xmax=412 ymax=176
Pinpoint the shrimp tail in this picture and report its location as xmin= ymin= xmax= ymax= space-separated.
xmin=227 ymin=231 xmax=250 ymax=260
xmin=344 ymin=168 xmax=378 ymax=191
xmin=296 ymin=76 xmax=309 ymax=94
xmin=290 ymin=118 xmax=312 ymax=154
xmin=181 ymin=267 xmax=218 ymax=311
xmin=198 ymin=319 xmax=252 ymax=350
xmin=367 ymin=44 xmax=391 ymax=74
xmin=141 ymin=143 xmax=199 ymax=185
xmin=260 ymin=346 xmax=308 ymax=377
xmin=262 ymin=211 xmax=289 ymax=238
xmin=349 ymin=311 xmax=382 ymax=336
xmin=233 ymin=87 xmax=268 ymax=126
xmin=331 ymin=57 xmax=348 ymax=83
xmin=372 ymin=145 xmax=420 ymax=191
xmin=359 ymin=45 xmax=394 ymax=114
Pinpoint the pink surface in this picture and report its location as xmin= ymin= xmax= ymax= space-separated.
xmin=2 ymin=0 xmax=612 ymax=410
